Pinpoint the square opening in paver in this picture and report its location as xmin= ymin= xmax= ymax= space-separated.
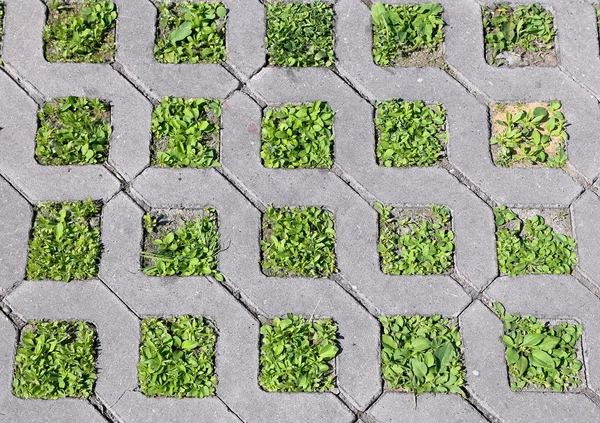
xmin=35 ymin=97 xmax=112 ymax=166
xmin=490 ymin=101 xmax=568 ymax=168
xmin=493 ymin=302 xmax=585 ymax=392
xmin=151 ymin=97 xmax=221 ymax=168
xmin=154 ymin=1 xmax=227 ymax=64
xmin=12 ymin=320 xmax=98 ymax=399
xmin=375 ymin=100 xmax=447 ymax=167
xmin=376 ymin=204 xmax=454 ymax=275
xmin=43 ymin=0 xmax=117 ymax=63
xmin=266 ymin=1 xmax=335 ymax=67
xmin=0 ymin=2 xmax=5 ymax=65
xmin=26 ymin=199 xmax=102 ymax=282
xmin=261 ymin=101 xmax=334 ymax=169
xmin=138 ymin=316 xmax=217 ymax=398
xmin=380 ymin=315 xmax=466 ymax=395
xmin=483 ymin=4 xmax=556 ymax=67
xmin=597 ymin=7 xmax=600 ymax=54
xmin=259 ymin=314 xmax=339 ymax=392
xmin=371 ymin=3 xmax=444 ymax=67
xmin=261 ymin=206 xmax=337 ymax=277
xmin=141 ymin=208 xmax=222 ymax=280
xmin=494 ymin=206 xmax=577 ymax=276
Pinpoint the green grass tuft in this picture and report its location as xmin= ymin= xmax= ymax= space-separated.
xmin=151 ymin=97 xmax=221 ymax=168
xmin=380 ymin=315 xmax=466 ymax=395
xmin=141 ymin=209 xmax=222 ymax=279
xmin=259 ymin=314 xmax=339 ymax=392
xmin=138 ymin=316 xmax=217 ymax=398
xmin=26 ymin=199 xmax=102 ymax=282
xmin=35 ymin=97 xmax=112 ymax=166
xmin=12 ymin=320 xmax=97 ymax=399
xmin=266 ymin=1 xmax=335 ymax=67
xmin=371 ymin=3 xmax=444 ymax=66
xmin=261 ymin=101 xmax=334 ymax=169
xmin=494 ymin=206 xmax=577 ymax=276
xmin=376 ymin=204 xmax=454 ymax=275
xmin=491 ymin=101 xmax=568 ymax=168
xmin=483 ymin=4 xmax=555 ymax=66
xmin=493 ymin=302 xmax=584 ymax=392
xmin=44 ymin=0 xmax=117 ymax=63
xmin=375 ymin=100 xmax=447 ymax=167
xmin=261 ymin=206 xmax=337 ymax=278
xmin=154 ymin=1 xmax=227 ymax=64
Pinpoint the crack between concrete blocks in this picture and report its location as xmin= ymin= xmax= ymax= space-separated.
xmin=0 ymin=166 xmax=36 ymax=206
xmin=215 ymin=166 xmax=267 ymax=212
xmin=0 ymin=64 xmax=47 ymax=106
xmin=111 ymin=60 xmax=160 ymax=105
xmin=463 ymin=390 xmax=502 ymax=423
xmin=572 ymin=268 xmax=600 ymax=301
xmin=330 ymin=164 xmax=380 ymax=206
xmin=89 ymin=392 xmax=125 ymax=423
xmin=215 ymin=394 xmax=247 ymax=423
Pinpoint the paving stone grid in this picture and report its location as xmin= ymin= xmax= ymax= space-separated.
xmin=1 ymin=0 xmax=600 ymax=422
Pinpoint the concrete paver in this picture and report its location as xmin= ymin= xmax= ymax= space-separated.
xmin=1 ymin=0 xmax=600 ymax=422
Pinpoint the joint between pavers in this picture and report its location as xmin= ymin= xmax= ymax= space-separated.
xmin=463 ymin=392 xmax=501 ymax=423
xmin=110 ymin=61 xmax=161 ymax=105
xmin=330 ymin=164 xmax=380 ymax=206
xmin=215 ymin=165 xmax=267 ymax=212
xmin=215 ymin=394 xmax=246 ymax=423
xmin=0 ymin=64 xmax=47 ymax=107
xmin=441 ymin=162 xmax=495 ymax=208
xmin=89 ymin=393 xmax=125 ymax=423
xmin=330 ymin=273 xmax=382 ymax=317
xmin=443 ymin=64 xmax=492 ymax=107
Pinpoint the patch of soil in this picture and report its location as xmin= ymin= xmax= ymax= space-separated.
xmin=141 ymin=208 xmax=214 ymax=269
xmin=486 ymin=46 xmax=557 ymax=67
xmin=391 ymin=44 xmax=445 ymax=68
xmin=490 ymin=102 xmax=564 ymax=168
xmin=508 ymin=207 xmax=573 ymax=237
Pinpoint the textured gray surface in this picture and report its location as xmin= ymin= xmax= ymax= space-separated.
xmin=1 ymin=0 xmax=600 ymax=422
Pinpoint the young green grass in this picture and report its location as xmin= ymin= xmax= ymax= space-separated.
xmin=26 ymin=199 xmax=102 ymax=282
xmin=376 ymin=204 xmax=454 ymax=275
xmin=154 ymin=2 xmax=227 ymax=64
xmin=375 ymin=100 xmax=447 ymax=167
xmin=491 ymin=101 xmax=568 ymax=168
xmin=266 ymin=1 xmax=335 ymax=67
xmin=44 ymin=0 xmax=117 ymax=63
xmin=371 ymin=3 xmax=444 ymax=67
xmin=261 ymin=206 xmax=337 ymax=278
xmin=494 ymin=302 xmax=584 ymax=392
xmin=151 ymin=97 xmax=221 ymax=168
xmin=261 ymin=101 xmax=334 ymax=169
xmin=380 ymin=315 xmax=465 ymax=395
xmin=259 ymin=314 xmax=339 ymax=392
xmin=141 ymin=209 xmax=222 ymax=280
xmin=12 ymin=320 xmax=97 ymax=399
xmin=483 ymin=4 xmax=555 ymax=66
xmin=35 ymin=97 xmax=112 ymax=166
xmin=494 ymin=206 xmax=577 ymax=276
xmin=138 ymin=316 xmax=217 ymax=398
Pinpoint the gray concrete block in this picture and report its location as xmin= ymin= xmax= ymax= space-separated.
xmin=484 ymin=275 xmax=600 ymax=395
xmin=572 ymin=191 xmax=600 ymax=290
xmin=461 ymin=297 xmax=600 ymax=423
xmin=0 ymin=178 xmax=31 ymax=296
xmin=115 ymin=0 xmax=239 ymax=99
xmin=2 ymin=280 xmax=138 ymax=422
xmin=98 ymin=191 xmax=354 ymax=422
xmin=0 ymin=67 xmax=122 ymax=202
xmin=367 ymin=392 xmax=486 ymax=423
